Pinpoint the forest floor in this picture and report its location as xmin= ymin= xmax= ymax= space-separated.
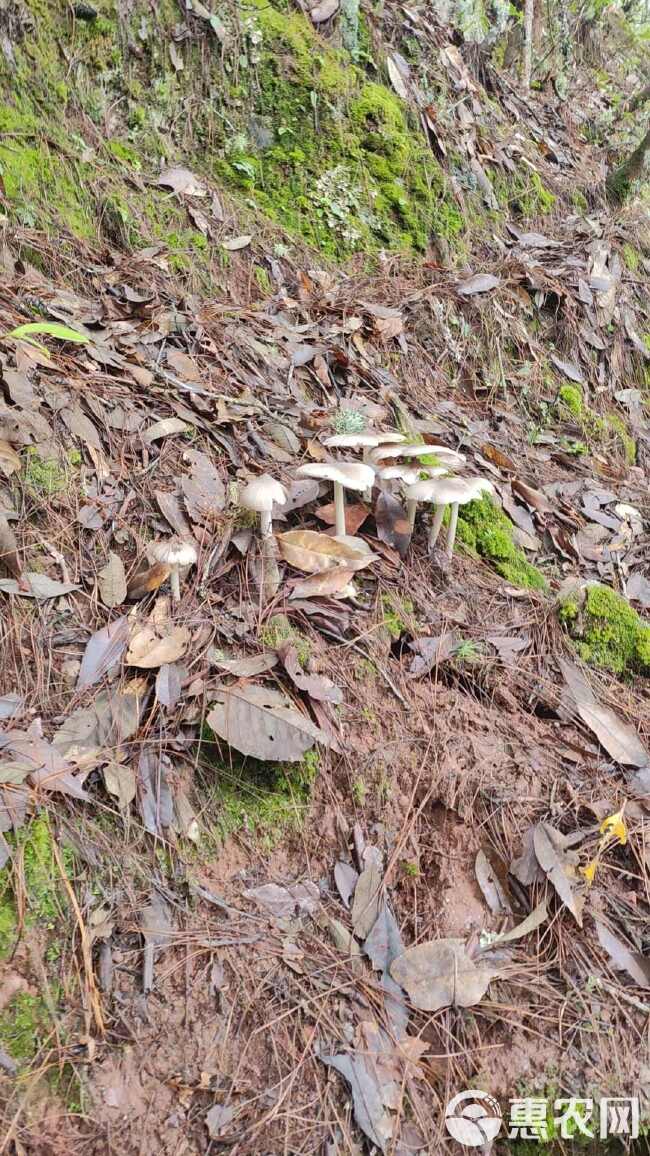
xmin=1 ymin=3 xmax=650 ymax=1155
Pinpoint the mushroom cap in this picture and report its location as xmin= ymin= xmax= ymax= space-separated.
xmin=378 ymin=465 xmax=421 ymax=484
xmin=296 ymin=461 xmax=375 ymax=491
xmin=369 ymin=443 xmax=466 ymax=467
xmin=240 ymin=474 xmax=288 ymax=512
xmin=151 ymin=538 xmax=198 ymax=567
xmin=405 ymin=476 xmax=494 ymax=505
xmin=324 ymin=432 xmax=406 ymax=450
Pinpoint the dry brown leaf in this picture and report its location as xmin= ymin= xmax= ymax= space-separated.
xmin=0 ymin=441 xmax=20 ymax=478
xmin=142 ymin=417 xmax=190 ymax=444
xmin=98 ymin=553 xmax=127 ymax=608
xmin=289 ymin=568 xmax=357 ymax=599
xmin=278 ymin=644 xmax=343 ymax=704
xmin=77 ymin=616 xmax=129 ymax=690
xmin=103 ymin=760 xmax=136 ymax=809
xmin=222 ymin=234 xmax=252 ymax=250
xmin=181 ymin=448 xmax=225 ymax=524
xmin=456 ymin=273 xmax=500 ymax=295
xmin=533 ymin=822 xmax=584 ymax=926
xmin=126 ymin=625 xmax=190 ymax=668
xmin=559 ymin=657 xmax=648 ymax=767
xmin=157 ymin=166 xmax=206 ymax=196
xmin=278 ymin=530 xmax=377 ymax=573
xmin=375 ymin=492 xmax=410 ymax=559
xmin=207 ymin=683 xmax=329 ymax=762
xmin=390 ymin=939 xmax=495 ymax=1011
xmin=595 ymin=920 xmax=650 ymax=988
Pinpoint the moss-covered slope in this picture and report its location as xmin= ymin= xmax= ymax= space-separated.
xmin=0 ymin=0 xmax=463 ymax=265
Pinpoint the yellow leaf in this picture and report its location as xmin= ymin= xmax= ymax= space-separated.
xmin=599 ymin=807 xmax=627 ymax=846
xmin=580 ymin=859 xmax=598 ymax=885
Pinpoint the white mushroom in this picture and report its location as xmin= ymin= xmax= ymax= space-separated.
xmin=240 ymin=474 xmax=287 ymax=537
xmin=295 ymin=461 xmax=375 ymax=536
xmin=369 ymin=442 xmax=466 ymax=469
xmin=326 ymin=433 xmax=406 ymax=500
xmin=150 ymin=538 xmax=198 ymax=601
xmin=405 ymin=476 xmax=494 ymax=558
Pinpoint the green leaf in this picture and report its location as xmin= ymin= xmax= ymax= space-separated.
xmin=5 ymin=322 xmax=89 ymax=345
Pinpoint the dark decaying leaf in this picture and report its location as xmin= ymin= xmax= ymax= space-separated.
xmin=627 ymin=572 xmax=650 ymax=609
xmin=244 ymin=880 xmax=319 ymax=919
xmin=320 ymin=1051 xmax=394 ymax=1153
xmin=595 ymin=920 xmax=650 ymax=988
xmin=375 ymin=492 xmax=411 ymax=559
xmin=155 ymin=490 xmax=194 ymax=539
xmin=1 ymin=725 xmax=90 ymax=799
xmin=278 ymin=644 xmax=343 ymax=705
xmin=77 ymin=616 xmax=129 ymax=690
xmin=138 ymin=750 xmax=174 ymax=836
xmin=140 ymin=891 xmax=175 ymax=991
xmin=207 ymin=684 xmax=329 ymax=762
xmin=510 ymin=824 xmax=544 ymax=886
xmin=390 ymin=939 xmax=496 ymax=1011
xmin=103 ymin=761 xmax=136 ymax=809
xmin=53 ymin=679 xmax=148 ymax=772
xmin=559 ymin=657 xmax=648 ymax=767
xmin=532 ymin=822 xmax=584 ymax=926
xmin=407 ymin=633 xmax=458 ymax=677
xmin=351 ymin=849 xmax=383 ymax=939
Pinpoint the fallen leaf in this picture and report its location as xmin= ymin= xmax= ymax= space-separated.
xmin=77 ymin=616 xmax=129 ymax=690
xmin=156 ymin=663 xmax=182 ymax=709
xmin=142 ymin=417 xmax=190 ymax=444
xmin=0 ymin=515 xmax=20 ymax=578
xmin=474 ymin=850 xmax=512 ymax=915
xmin=490 ymin=900 xmax=548 ymax=945
xmin=127 ymin=562 xmax=171 ymax=599
xmin=222 ymin=234 xmax=252 ymax=251
xmin=0 ymin=441 xmax=21 ymax=478
xmin=595 ymin=920 xmax=650 ymax=988
xmin=53 ymin=680 xmax=148 ymax=771
xmin=551 ymin=354 xmax=584 ymax=383
xmin=206 ymin=1104 xmax=235 ymax=1140
xmin=166 ymin=349 xmax=202 ymax=381
xmin=140 ymin=891 xmax=175 ymax=990
xmin=627 ymin=572 xmax=650 ymax=609
xmin=321 ymin=1050 xmax=394 ymax=1152
xmin=278 ymin=644 xmax=343 ymax=704
xmin=533 ymin=822 xmax=584 ymax=926
xmin=155 ymin=491 xmax=193 ymax=538
xmin=364 ymin=903 xmax=404 ymax=971
xmin=481 ymin=444 xmax=516 ymax=471
xmin=158 ymin=166 xmax=207 ymax=196
xmin=334 ymin=861 xmax=359 ymax=909
xmin=456 ymin=273 xmax=500 ymax=296
xmin=98 ymin=553 xmax=127 ymax=608
xmin=315 ymin=501 xmax=369 ymax=534
xmin=289 ymin=568 xmax=357 ymax=599
xmin=375 ymin=492 xmax=410 ymax=559
xmin=386 ymin=54 xmax=409 ymax=101
xmin=181 ymin=448 xmax=225 ymax=524
xmin=137 ymin=750 xmax=173 ymax=836
xmin=207 ymin=684 xmax=329 ymax=762
xmin=207 ymin=648 xmax=278 ymax=677
xmin=559 ymin=657 xmax=649 ymax=767
xmin=390 ymin=939 xmax=495 ymax=1011
xmin=103 ymin=761 xmax=136 ymax=809
xmin=407 ymin=633 xmax=458 ymax=677
xmin=310 ymin=0 xmax=338 ymax=20
xmin=351 ymin=854 xmax=382 ymax=939
xmin=127 ymin=625 xmax=190 ymax=668
xmin=0 ymin=573 xmax=80 ymax=599
xmin=278 ymin=530 xmax=377 ymax=573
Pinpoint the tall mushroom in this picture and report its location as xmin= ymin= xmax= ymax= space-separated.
xmin=240 ymin=474 xmax=287 ymax=537
xmin=150 ymin=538 xmax=198 ymax=601
xmin=295 ymin=461 xmax=375 ymax=536
xmin=404 ymin=476 xmax=494 ymax=558
xmin=325 ymin=432 xmax=406 ymax=500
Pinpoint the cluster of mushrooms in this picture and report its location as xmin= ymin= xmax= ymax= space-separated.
xmin=240 ymin=431 xmax=494 ymax=555
xmin=148 ymin=430 xmax=495 ymax=601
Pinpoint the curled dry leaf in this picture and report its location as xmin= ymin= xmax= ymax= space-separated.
xmin=278 ymin=529 xmax=377 ymax=574
xmin=98 ymin=552 xmax=127 ymax=608
xmin=127 ymin=624 xmax=190 ymax=668
xmin=390 ymin=939 xmax=496 ymax=1011
xmin=207 ymin=683 xmax=329 ymax=762
xmin=489 ymin=900 xmax=549 ymax=946
xmin=532 ymin=822 xmax=584 ymax=926
xmin=77 ymin=616 xmax=129 ymax=690
xmin=222 ymin=234 xmax=252 ymax=251
xmin=103 ymin=760 xmax=136 ymax=809
xmin=474 ymin=849 xmax=512 ymax=915
xmin=351 ymin=854 xmax=383 ymax=939
xmin=155 ymin=662 xmax=183 ymax=709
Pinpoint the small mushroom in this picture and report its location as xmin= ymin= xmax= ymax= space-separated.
xmin=240 ymin=474 xmax=287 ymax=538
xmin=326 ymin=432 xmax=406 ymax=500
xmin=295 ymin=461 xmax=375 ymax=536
xmin=150 ymin=538 xmax=198 ymax=601
xmin=405 ymin=476 xmax=494 ymax=557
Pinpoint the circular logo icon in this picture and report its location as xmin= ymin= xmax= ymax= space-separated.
xmin=445 ymin=1090 xmax=503 ymax=1146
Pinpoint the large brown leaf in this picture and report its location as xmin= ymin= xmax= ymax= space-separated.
xmin=559 ymin=657 xmax=648 ymax=767
xmin=126 ymin=625 xmax=190 ymax=668
xmin=98 ymin=553 xmax=127 ymax=609
xmin=207 ymin=684 xmax=329 ymax=762
xmin=390 ymin=939 xmax=495 ymax=1011
xmin=77 ymin=616 xmax=129 ymax=690
xmin=278 ymin=530 xmax=377 ymax=574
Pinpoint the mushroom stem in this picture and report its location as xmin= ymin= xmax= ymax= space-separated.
xmin=446 ymin=502 xmax=460 ymax=558
xmin=333 ymin=481 xmax=346 ymax=536
xmin=428 ymin=504 xmax=446 ymax=551
xmin=407 ymin=498 xmax=418 ymax=531
xmin=170 ymin=568 xmax=181 ymax=601
xmin=259 ymin=508 xmax=273 ymax=538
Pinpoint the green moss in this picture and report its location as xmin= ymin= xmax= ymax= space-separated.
xmin=22 ymin=448 xmax=69 ymax=495
xmin=381 ymin=593 xmax=415 ymax=639
xmin=558 ymin=383 xmax=583 ymax=418
xmin=622 ymin=242 xmax=640 ymax=272
xmin=571 ymin=189 xmax=588 ymax=211
xmin=0 ymin=991 xmax=54 ymax=1065
xmin=495 ymin=168 xmax=556 ymax=218
xmin=200 ymin=744 xmax=319 ymax=851
xmin=560 ymin=583 xmax=650 ymax=676
xmin=0 ymin=815 xmax=73 ymax=959
xmin=603 ymin=412 xmax=636 ymax=464
xmin=260 ymin=613 xmax=311 ymax=665
xmin=456 ymin=494 xmax=548 ymax=590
